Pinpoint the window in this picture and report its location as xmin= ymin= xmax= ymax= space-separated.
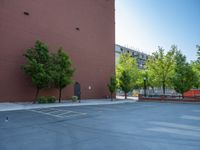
xmin=142 ymin=54 xmax=145 ymax=59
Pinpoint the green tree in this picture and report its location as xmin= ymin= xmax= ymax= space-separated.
xmin=191 ymin=62 xmax=200 ymax=89
xmin=107 ymin=75 xmax=117 ymax=101
xmin=23 ymin=41 xmax=50 ymax=102
xmin=171 ymin=51 xmax=197 ymax=98
xmin=116 ymin=52 xmax=139 ymax=99
xmin=134 ymin=70 xmax=145 ymax=89
xmin=196 ymin=45 xmax=200 ymax=62
xmin=24 ymin=40 xmax=49 ymax=64
xmin=119 ymin=71 xmax=132 ymax=99
xmin=146 ymin=46 xmax=176 ymax=94
xmin=191 ymin=45 xmax=200 ymax=88
xmin=135 ymin=70 xmax=147 ymax=89
xmin=145 ymin=69 xmax=160 ymax=92
xmin=49 ymin=48 xmax=74 ymax=102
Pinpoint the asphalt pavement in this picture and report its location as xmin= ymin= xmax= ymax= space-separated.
xmin=0 ymin=102 xmax=200 ymax=150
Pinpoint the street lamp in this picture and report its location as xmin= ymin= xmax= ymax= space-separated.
xmin=144 ymin=77 xmax=147 ymax=97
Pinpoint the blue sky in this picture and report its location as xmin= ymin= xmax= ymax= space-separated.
xmin=115 ymin=0 xmax=200 ymax=61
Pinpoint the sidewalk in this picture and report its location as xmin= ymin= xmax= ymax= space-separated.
xmin=0 ymin=98 xmax=137 ymax=112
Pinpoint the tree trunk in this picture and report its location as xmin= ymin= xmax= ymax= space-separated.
xmin=59 ymin=88 xmax=62 ymax=103
xmin=182 ymin=93 xmax=184 ymax=99
xmin=34 ymin=87 xmax=39 ymax=103
xmin=152 ymin=86 xmax=155 ymax=93
xmin=110 ymin=93 xmax=113 ymax=101
xmin=162 ymin=81 xmax=165 ymax=95
xmin=125 ymin=92 xmax=127 ymax=99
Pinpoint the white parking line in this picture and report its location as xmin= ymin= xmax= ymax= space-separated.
xmin=146 ymin=127 xmax=200 ymax=137
xmin=181 ymin=115 xmax=200 ymax=121
xmin=84 ymin=106 xmax=116 ymax=111
xmin=43 ymin=109 xmax=65 ymax=114
xmin=54 ymin=111 xmax=74 ymax=116
xmin=60 ymin=113 xmax=87 ymax=118
xmin=29 ymin=108 xmax=87 ymax=118
xmin=30 ymin=109 xmax=63 ymax=118
xmin=150 ymin=121 xmax=200 ymax=131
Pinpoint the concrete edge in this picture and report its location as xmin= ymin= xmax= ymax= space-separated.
xmin=0 ymin=100 xmax=136 ymax=112
xmin=138 ymin=100 xmax=200 ymax=104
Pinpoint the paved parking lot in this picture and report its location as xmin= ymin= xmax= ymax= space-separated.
xmin=0 ymin=102 xmax=200 ymax=150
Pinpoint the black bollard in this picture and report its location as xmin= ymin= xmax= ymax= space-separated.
xmin=5 ymin=116 xmax=8 ymax=122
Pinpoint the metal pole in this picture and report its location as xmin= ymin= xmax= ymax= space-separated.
xmin=144 ymin=78 xmax=147 ymax=97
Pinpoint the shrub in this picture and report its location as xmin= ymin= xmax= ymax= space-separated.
xmin=37 ymin=96 xmax=48 ymax=104
xmin=71 ymin=96 xmax=78 ymax=102
xmin=37 ymin=96 xmax=56 ymax=104
xmin=107 ymin=75 xmax=117 ymax=101
xmin=47 ymin=96 xmax=56 ymax=103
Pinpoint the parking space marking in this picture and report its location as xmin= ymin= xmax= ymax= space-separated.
xmin=43 ymin=109 xmax=64 ymax=114
xmin=181 ymin=115 xmax=200 ymax=121
xmin=30 ymin=109 xmax=63 ymax=118
xmin=53 ymin=111 xmax=74 ymax=116
xmin=150 ymin=121 xmax=200 ymax=131
xmin=59 ymin=111 xmax=87 ymax=116
xmin=82 ymin=106 xmax=117 ymax=111
xmin=29 ymin=108 xmax=87 ymax=118
xmin=146 ymin=127 xmax=200 ymax=137
xmin=33 ymin=108 xmax=68 ymax=114
xmin=59 ymin=113 xmax=87 ymax=118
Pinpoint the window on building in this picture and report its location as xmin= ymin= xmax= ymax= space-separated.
xmin=133 ymin=51 xmax=138 ymax=56
xmin=142 ymin=54 xmax=144 ymax=58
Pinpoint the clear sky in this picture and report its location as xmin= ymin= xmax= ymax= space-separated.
xmin=115 ymin=0 xmax=200 ymax=61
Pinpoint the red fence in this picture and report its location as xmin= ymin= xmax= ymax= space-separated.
xmin=184 ymin=90 xmax=200 ymax=97
xmin=138 ymin=94 xmax=200 ymax=102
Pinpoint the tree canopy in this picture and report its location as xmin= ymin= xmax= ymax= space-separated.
xmin=119 ymin=71 xmax=132 ymax=99
xmin=192 ymin=62 xmax=200 ymax=89
xmin=49 ymin=48 xmax=74 ymax=102
xmin=23 ymin=41 xmax=50 ymax=101
xmin=23 ymin=41 xmax=74 ymax=102
xmin=196 ymin=45 xmax=200 ymax=63
xmin=145 ymin=46 xmax=176 ymax=94
xmin=171 ymin=51 xmax=197 ymax=97
xmin=191 ymin=45 xmax=200 ymax=89
xmin=116 ymin=52 xmax=139 ymax=99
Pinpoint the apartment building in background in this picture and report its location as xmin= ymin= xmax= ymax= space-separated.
xmin=115 ymin=44 xmax=149 ymax=69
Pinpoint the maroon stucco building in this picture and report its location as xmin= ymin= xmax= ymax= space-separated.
xmin=0 ymin=0 xmax=115 ymax=102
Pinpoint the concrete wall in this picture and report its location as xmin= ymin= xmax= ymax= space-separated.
xmin=0 ymin=0 xmax=115 ymax=102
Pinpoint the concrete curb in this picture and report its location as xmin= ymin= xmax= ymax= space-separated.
xmin=138 ymin=100 xmax=200 ymax=104
xmin=0 ymin=99 xmax=136 ymax=112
